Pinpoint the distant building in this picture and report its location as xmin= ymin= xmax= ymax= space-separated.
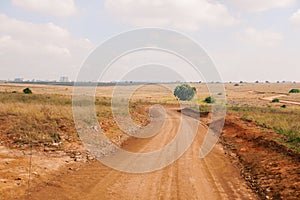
xmin=14 ymin=78 xmax=24 ymax=82
xmin=59 ymin=76 xmax=69 ymax=82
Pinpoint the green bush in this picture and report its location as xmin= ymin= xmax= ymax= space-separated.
xmin=281 ymin=105 xmax=286 ymax=108
xmin=204 ymin=96 xmax=216 ymax=104
xmin=174 ymin=84 xmax=196 ymax=101
xmin=272 ymin=98 xmax=280 ymax=103
xmin=289 ymin=89 xmax=300 ymax=93
xmin=234 ymin=83 xmax=239 ymax=86
xmin=23 ymin=88 xmax=32 ymax=94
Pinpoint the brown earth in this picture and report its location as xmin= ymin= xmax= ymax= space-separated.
xmin=1 ymin=83 xmax=299 ymax=200
xmin=221 ymin=115 xmax=300 ymax=200
xmin=7 ymin=108 xmax=256 ymax=200
xmin=2 ymin=106 xmax=299 ymax=200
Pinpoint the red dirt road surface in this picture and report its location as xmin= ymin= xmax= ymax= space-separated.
xmin=20 ymin=108 xmax=256 ymax=200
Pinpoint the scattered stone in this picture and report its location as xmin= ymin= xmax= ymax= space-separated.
xmin=74 ymin=158 xmax=82 ymax=162
xmin=32 ymin=171 xmax=39 ymax=176
xmin=87 ymin=155 xmax=95 ymax=161
xmin=230 ymin=152 xmax=237 ymax=158
xmin=51 ymin=143 xmax=60 ymax=147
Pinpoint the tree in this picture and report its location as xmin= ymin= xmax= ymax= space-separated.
xmin=204 ymin=96 xmax=216 ymax=104
xmin=289 ymin=89 xmax=300 ymax=93
xmin=23 ymin=88 xmax=32 ymax=94
xmin=174 ymin=84 xmax=196 ymax=101
xmin=272 ymin=98 xmax=279 ymax=103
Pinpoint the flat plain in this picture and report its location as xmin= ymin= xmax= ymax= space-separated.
xmin=0 ymin=82 xmax=299 ymax=200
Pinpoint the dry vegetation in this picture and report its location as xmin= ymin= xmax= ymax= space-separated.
xmin=0 ymin=84 xmax=152 ymax=150
xmin=0 ymin=82 xmax=299 ymax=199
xmin=229 ymin=105 xmax=300 ymax=152
xmin=0 ymin=92 xmax=75 ymax=148
xmin=1 ymin=82 xmax=299 ymax=151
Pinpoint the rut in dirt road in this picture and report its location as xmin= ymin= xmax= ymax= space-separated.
xmin=23 ymin=108 xmax=257 ymax=200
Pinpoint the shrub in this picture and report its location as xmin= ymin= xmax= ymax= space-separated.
xmin=23 ymin=88 xmax=32 ymax=94
xmin=281 ymin=105 xmax=286 ymax=108
xmin=289 ymin=89 xmax=300 ymax=93
xmin=204 ymin=96 xmax=216 ymax=104
xmin=174 ymin=84 xmax=196 ymax=101
xmin=234 ymin=83 xmax=239 ymax=86
xmin=272 ymin=98 xmax=280 ymax=103
xmin=51 ymin=132 xmax=61 ymax=143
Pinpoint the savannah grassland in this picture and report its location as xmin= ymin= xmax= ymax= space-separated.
xmin=0 ymin=82 xmax=299 ymax=151
xmin=0 ymin=82 xmax=299 ymax=199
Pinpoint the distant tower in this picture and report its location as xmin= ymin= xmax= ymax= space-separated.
xmin=59 ymin=76 xmax=69 ymax=82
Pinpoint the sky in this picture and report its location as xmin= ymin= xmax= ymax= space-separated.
xmin=0 ymin=0 xmax=300 ymax=82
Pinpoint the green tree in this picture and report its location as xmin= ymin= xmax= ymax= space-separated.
xmin=174 ymin=84 xmax=196 ymax=101
xmin=23 ymin=88 xmax=32 ymax=94
xmin=289 ymin=89 xmax=300 ymax=93
xmin=272 ymin=98 xmax=280 ymax=103
xmin=204 ymin=96 xmax=216 ymax=104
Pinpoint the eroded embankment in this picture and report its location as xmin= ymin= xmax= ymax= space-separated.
xmin=180 ymin=108 xmax=300 ymax=200
xmin=221 ymin=116 xmax=300 ymax=200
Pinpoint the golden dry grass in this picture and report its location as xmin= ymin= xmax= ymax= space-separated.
xmin=0 ymin=87 xmax=151 ymax=148
xmin=0 ymin=92 xmax=76 ymax=148
xmin=0 ymin=83 xmax=299 ymax=150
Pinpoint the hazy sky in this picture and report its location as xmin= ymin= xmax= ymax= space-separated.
xmin=0 ymin=0 xmax=300 ymax=82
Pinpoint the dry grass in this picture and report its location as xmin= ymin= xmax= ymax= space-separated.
xmin=0 ymin=83 xmax=299 ymax=151
xmin=0 ymin=89 xmax=150 ymax=149
xmin=279 ymin=93 xmax=300 ymax=102
xmin=229 ymin=105 xmax=300 ymax=151
xmin=0 ymin=92 xmax=76 ymax=148
xmin=0 ymin=83 xmax=73 ymax=95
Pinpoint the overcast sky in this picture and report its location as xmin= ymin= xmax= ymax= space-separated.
xmin=0 ymin=0 xmax=300 ymax=82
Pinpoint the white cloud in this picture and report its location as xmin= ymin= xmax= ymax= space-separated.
xmin=237 ymin=28 xmax=283 ymax=47
xmin=12 ymin=0 xmax=77 ymax=17
xmin=104 ymin=0 xmax=237 ymax=31
xmin=0 ymin=14 xmax=93 ymax=80
xmin=290 ymin=9 xmax=300 ymax=25
xmin=228 ymin=0 xmax=297 ymax=12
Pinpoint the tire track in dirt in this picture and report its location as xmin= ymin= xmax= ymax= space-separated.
xmin=260 ymin=94 xmax=300 ymax=105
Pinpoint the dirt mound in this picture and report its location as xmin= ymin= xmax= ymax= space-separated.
xmin=178 ymin=108 xmax=209 ymax=119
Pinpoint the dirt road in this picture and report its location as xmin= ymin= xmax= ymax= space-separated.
xmin=261 ymin=94 xmax=300 ymax=105
xmin=23 ymin=108 xmax=256 ymax=200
